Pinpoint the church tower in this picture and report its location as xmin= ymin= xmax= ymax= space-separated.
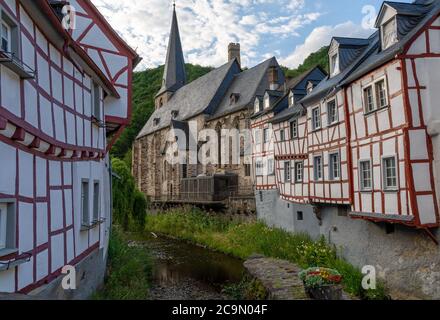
xmin=155 ymin=4 xmax=186 ymax=109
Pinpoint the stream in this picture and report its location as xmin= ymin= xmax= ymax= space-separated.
xmin=140 ymin=234 xmax=246 ymax=300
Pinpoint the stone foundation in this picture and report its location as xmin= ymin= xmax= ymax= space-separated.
xmin=256 ymin=189 xmax=440 ymax=299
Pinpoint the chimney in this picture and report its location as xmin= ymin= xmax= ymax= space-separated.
xmin=228 ymin=43 xmax=241 ymax=66
xmin=268 ymin=66 xmax=278 ymax=90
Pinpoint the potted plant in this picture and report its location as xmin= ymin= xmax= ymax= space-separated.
xmin=299 ymin=267 xmax=343 ymax=300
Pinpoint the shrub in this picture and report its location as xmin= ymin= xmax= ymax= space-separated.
xmin=111 ymin=157 xmax=147 ymax=230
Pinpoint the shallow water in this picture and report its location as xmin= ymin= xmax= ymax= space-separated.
xmin=140 ymin=234 xmax=245 ymax=300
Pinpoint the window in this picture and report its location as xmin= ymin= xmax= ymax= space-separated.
xmin=307 ymin=82 xmax=314 ymax=94
xmin=254 ymin=129 xmax=261 ymax=145
xmin=364 ymin=86 xmax=374 ymax=113
xmin=91 ymin=82 xmax=101 ymax=120
xmin=383 ymin=156 xmax=397 ymax=190
xmin=93 ymin=181 xmax=100 ymax=222
xmin=256 ymin=160 xmax=264 ymax=176
xmin=267 ymin=158 xmax=275 ymax=176
xmin=382 ymin=18 xmax=398 ymax=50
xmin=153 ymin=118 xmax=160 ymax=126
xmin=264 ymin=94 xmax=270 ymax=109
xmin=1 ymin=20 xmax=10 ymax=52
xmin=0 ymin=203 xmax=7 ymax=250
xmin=330 ymin=53 xmax=339 ymax=76
xmin=375 ymin=80 xmax=388 ymax=109
xmin=329 ymin=152 xmax=340 ymax=180
xmin=312 ymin=107 xmax=321 ymax=130
xmin=280 ymin=129 xmax=285 ymax=141
xmin=295 ymin=161 xmax=303 ymax=183
xmin=314 ymin=156 xmax=323 ymax=181
xmin=327 ymin=99 xmax=338 ymax=125
xmin=360 ymin=160 xmax=372 ymax=191
xmin=182 ymin=164 xmax=188 ymax=179
xmin=364 ymin=79 xmax=389 ymax=114
xmin=284 ymin=161 xmax=291 ymax=182
xmin=297 ymin=211 xmax=304 ymax=221
xmin=81 ymin=180 xmax=90 ymax=226
xmin=254 ymin=98 xmax=261 ymax=113
xmin=289 ymin=92 xmax=295 ymax=107
xmin=290 ymin=120 xmax=298 ymax=139
xmin=245 ymin=164 xmax=251 ymax=177
xmin=263 ymin=128 xmax=269 ymax=143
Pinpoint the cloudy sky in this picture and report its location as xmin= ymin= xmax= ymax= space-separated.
xmin=90 ymin=0 xmax=411 ymax=70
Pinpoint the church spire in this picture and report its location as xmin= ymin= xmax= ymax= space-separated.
xmin=156 ymin=4 xmax=186 ymax=103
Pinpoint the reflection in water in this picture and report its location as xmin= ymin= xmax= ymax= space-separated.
xmin=142 ymin=234 xmax=245 ymax=300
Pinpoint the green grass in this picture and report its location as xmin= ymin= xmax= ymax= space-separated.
xmin=145 ymin=207 xmax=387 ymax=299
xmin=93 ymin=227 xmax=152 ymax=300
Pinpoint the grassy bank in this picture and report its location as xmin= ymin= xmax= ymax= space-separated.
xmin=145 ymin=208 xmax=387 ymax=300
xmin=93 ymin=227 xmax=152 ymax=300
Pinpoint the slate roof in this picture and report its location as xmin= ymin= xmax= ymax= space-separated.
xmin=299 ymin=36 xmax=377 ymax=105
xmin=342 ymin=0 xmax=440 ymax=85
xmin=251 ymin=66 xmax=327 ymax=119
xmin=156 ymin=6 xmax=187 ymax=97
xmin=209 ymin=57 xmax=284 ymax=120
xmin=270 ymin=105 xmax=305 ymax=124
xmin=137 ymin=59 xmax=240 ymax=138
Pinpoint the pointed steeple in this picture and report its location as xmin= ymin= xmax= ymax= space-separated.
xmin=156 ymin=4 xmax=186 ymax=103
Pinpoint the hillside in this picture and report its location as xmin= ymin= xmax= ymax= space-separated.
xmin=282 ymin=46 xmax=329 ymax=78
xmin=111 ymin=47 xmax=330 ymax=159
xmin=111 ymin=64 xmax=213 ymax=159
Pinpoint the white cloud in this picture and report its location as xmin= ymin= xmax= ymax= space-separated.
xmin=280 ymin=21 xmax=373 ymax=68
xmin=90 ymin=0 xmax=321 ymax=70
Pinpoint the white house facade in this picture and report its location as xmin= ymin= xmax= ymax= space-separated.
xmin=0 ymin=0 xmax=138 ymax=298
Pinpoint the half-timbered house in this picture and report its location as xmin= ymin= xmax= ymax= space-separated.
xmin=255 ymin=0 xmax=440 ymax=298
xmin=0 ymin=0 xmax=138 ymax=298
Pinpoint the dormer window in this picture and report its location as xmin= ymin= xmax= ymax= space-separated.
xmin=230 ymin=93 xmax=240 ymax=105
xmin=171 ymin=110 xmax=179 ymax=119
xmin=264 ymin=94 xmax=270 ymax=109
xmin=153 ymin=118 xmax=160 ymax=126
xmin=254 ymin=98 xmax=262 ymax=113
xmin=330 ymin=53 xmax=339 ymax=77
xmin=382 ymin=17 xmax=398 ymax=50
xmin=289 ymin=91 xmax=295 ymax=107
xmin=307 ymin=82 xmax=314 ymax=94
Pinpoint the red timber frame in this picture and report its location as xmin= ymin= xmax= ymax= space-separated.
xmin=251 ymin=113 xmax=277 ymax=190
xmin=0 ymin=0 xmax=136 ymax=293
xmin=346 ymin=14 xmax=440 ymax=228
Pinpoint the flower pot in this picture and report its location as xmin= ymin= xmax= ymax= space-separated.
xmin=306 ymin=285 xmax=343 ymax=300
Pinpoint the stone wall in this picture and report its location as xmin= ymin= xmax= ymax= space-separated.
xmin=256 ymin=189 xmax=440 ymax=299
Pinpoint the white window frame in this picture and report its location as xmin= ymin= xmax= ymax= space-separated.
xmin=254 ymin=98 xmax=261 ymax=113
xmin=81 ymin=179 xmax=90 ymax=226
xmin=311 ymin=106 xmax=321 ymax=131
xmin=284 ymin=161 xmax=291 ymax=182
xmin=93 ymin=180 xmax=100 ymax=223
xmin=295 ymin=161 xmax=303 ymax=183
xmin=263 ymin=128 xmax=269 ymax=143
xmin=289 ymin=91 xmax=295 ymax=107
xmin=290 ymin=120 xmax=298 ymax=139
xmin=264 ymin=94 xmax=270 ymax=109
xmin=327 ymin=98 xmax=338 ymax=125
xmin=267 ymin=158 xmax=275 ymax=176
xmin=254 ymin=129 xmax=261 ymax=145
xmin=330 ymin=53 xmax=339 ymax=76
xmin=375 ymin=79 xmax=388 ymax=109
xmin=363 ymin=77 xmax=389 ymax=114
xmin=91 ymin=81 xmax=101 ymax=121
xmin=307 ymin=82 xmax=314 ymax=94
xmin=256 ymin=159 xmax=264 ymax=176
xmin=382 ymin=155 xmax=398 ymax=191
xmin=329 ymin=152 xmax=340 ymax=180
xmin=313 ymin=155 xmax=323 ymax=181
xmin=1 ymin=19 xmax=11 ymax=52
xmin=280 ymin=129 xmax=285 ymax=141
xmin=359 ymin=159 xmax=373 ymax=191
xmin=381 ymin=17 xmax=398 ymax=50
xmin=0 ymin=203 xmax=7 ymax=250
